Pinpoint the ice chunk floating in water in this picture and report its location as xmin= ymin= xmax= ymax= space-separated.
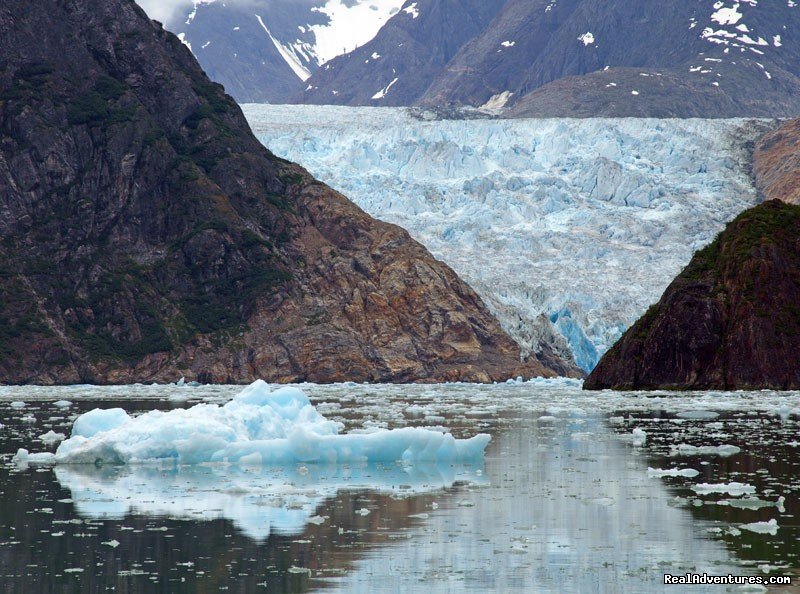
xmin=37 ymin=381 xmax=490 ymax=466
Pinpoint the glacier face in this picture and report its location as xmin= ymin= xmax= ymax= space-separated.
xmin=244 ymin=105 xmax=771 ymax=370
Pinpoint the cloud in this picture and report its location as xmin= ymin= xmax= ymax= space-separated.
xmin=135 ymin=0 xmax=193 ymax=26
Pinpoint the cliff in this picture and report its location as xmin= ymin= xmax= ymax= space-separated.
xmin=0 ymin=0 xmax=555 ymax=384
xmin=585 ymin=200 xmax=800 ymax=390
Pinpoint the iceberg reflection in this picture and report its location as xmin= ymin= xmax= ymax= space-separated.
xmin=54 ymin=461 xmax=487 ymax=541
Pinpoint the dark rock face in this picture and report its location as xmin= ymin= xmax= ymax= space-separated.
xmin=298 ymin=0 xmax=505 ymax=106
xmin=585 ymin=201 xmax=800 ymax=391
xmin=0 ymin=0 xmax=557 ymax=384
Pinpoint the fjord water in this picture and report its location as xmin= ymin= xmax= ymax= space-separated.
xmin=0 ymin=382 xmax=798 ymax=593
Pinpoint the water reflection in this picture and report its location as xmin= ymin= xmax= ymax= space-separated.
xmin=2 ymin=386 xmax=795 ymax=593
xmin=54 ymin=462 xmax=488 ymax=541
xmin=323 ymin=417 xmax=743 ymax=593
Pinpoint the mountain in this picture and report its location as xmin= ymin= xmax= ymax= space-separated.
xmin=298 ymin=0 xmax=506 ymax=106
xmin=244 ymin=104 xmax=770 ymax=372
xmin=144 ymin=0 xmax=406 ymax=103
xmin=584 ymin=200 xmax=800 ymax=390
xmin=294 ymin=0 xmax=800 ymax=117
xmin=0 ymin=0 xmax=556 ymax=384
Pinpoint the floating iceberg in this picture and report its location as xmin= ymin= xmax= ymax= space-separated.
xmin=19 ymin=381 xmax=490 ymax=466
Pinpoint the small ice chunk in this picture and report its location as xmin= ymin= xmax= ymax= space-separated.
xmin=13 ymin=449 xmax=56 ymax=466
xmin=739 ymin=519 xmax=779 ymax=535
xmin=355 ymin=508 xmax=370 ymax=516
xmin=647 ymin=467 xmax=700 ymax=478
xmin=670 ymin=444 xmax=740 ymax=457
xmin=10 ymin=401 xmax=26 ymax=409
xmin=39 ymin=431 xmax=66 ymax=445
xmin=307 ymin=515 xmax=326 ymax=525
xmin=102 ymin=539 xmax=120 ymax=548
xmin=692 ymin=482 xmax=756 ymax=496
xmin=618 ymin=427 xmax=646 ymax=446
xmin=53 ymin=400 xmax=73 ymax=409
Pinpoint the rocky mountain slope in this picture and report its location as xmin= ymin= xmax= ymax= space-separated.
xmin=294 ymin=0 xmax=800 ymax=117
xmin=299 ymin=0 xmax=506 ymax=106
xmin=141 ymin=0 xmax=406 ymax=103
xmin=584 ymin=200 xmax=800 ymax=390
xmin=754 ymin=117 xmax=800 ymax=205
xmin=0 ymin=0 xmax=555 ymax=384
xmin=245 ymin=105 xmax=770 ymax=372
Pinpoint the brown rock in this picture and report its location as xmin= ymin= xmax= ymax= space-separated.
xmin=754 ymin=118 xmax=800 ymax=205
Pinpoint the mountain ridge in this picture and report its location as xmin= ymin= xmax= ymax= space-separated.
xmin=0 ymin=0 xmax=559 ymax=384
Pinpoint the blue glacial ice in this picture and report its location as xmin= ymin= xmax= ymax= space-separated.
xmin=15 ymin=381 xmax=490 ymax=466
xmin=243 ymin=105 xmax=773 ymax=370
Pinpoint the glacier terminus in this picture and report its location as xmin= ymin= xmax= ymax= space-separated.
xmin=245 ymin=106 xmax=772 ymax=371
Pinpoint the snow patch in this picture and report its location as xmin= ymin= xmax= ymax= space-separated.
xmin=578 ymin=32 xmax=595 ymax=46
xmin=402 ymin=2 xmax=419 ymax=19
xmin=255 ymin=15 xmax=311 ymax=82
xmin=480 ymin=91 xmax=514 ymax=111
xmin=371 ymin=77 xmax=399 ymax=100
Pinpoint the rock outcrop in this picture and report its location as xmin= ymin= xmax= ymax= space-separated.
xmin=754 ymin=118 xmax=800 ymax=206
xmin=585 ymin=200 xmax=800 ymax=391
xmin=0 ymin=0 xmax=556 ymax=384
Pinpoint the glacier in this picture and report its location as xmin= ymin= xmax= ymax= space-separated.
xmin=244 ymin=105 xmax=773 ymax=370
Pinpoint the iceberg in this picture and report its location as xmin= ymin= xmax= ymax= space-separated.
xmin=244 ymin=105 xmax=769 ymax=370
xmin=28 ymin=381 xmax=490 ymax=466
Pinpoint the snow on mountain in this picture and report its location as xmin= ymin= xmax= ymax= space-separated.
xmin=294 ymin=0 xmax=800 ymax=117
xmin=244 ymin=105 xmax=772 ymax=370
xmin=135 ymin=0 xmax=405 ymax=102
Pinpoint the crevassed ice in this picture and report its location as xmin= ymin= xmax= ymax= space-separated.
xmin=19 ymin=381 xmax=490 ymax=466
xmin=243 ymin=105 xmax=771 ymax=370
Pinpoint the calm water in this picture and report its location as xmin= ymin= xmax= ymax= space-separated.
xmin=0 ymin=382 xmax=798 ymax=593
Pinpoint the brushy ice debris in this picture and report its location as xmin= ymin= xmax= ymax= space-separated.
xmin=526 ymin=377 xmax=583 ymax=388
xmin=739 ymin=519 xmax=779 ymax=535
xmin=670 ymin=444 xmax=741 ymax=457
xmin=49 ymin=381 xmax=490 ymax=466
xmin=691 ymin=482 xmax=756 ymax=496
xmin=647 ymin=467 xmax=700 ymax=478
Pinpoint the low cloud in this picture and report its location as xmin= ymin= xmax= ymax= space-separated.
xmin=135 ymin=0 xmax=193 ymax=26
